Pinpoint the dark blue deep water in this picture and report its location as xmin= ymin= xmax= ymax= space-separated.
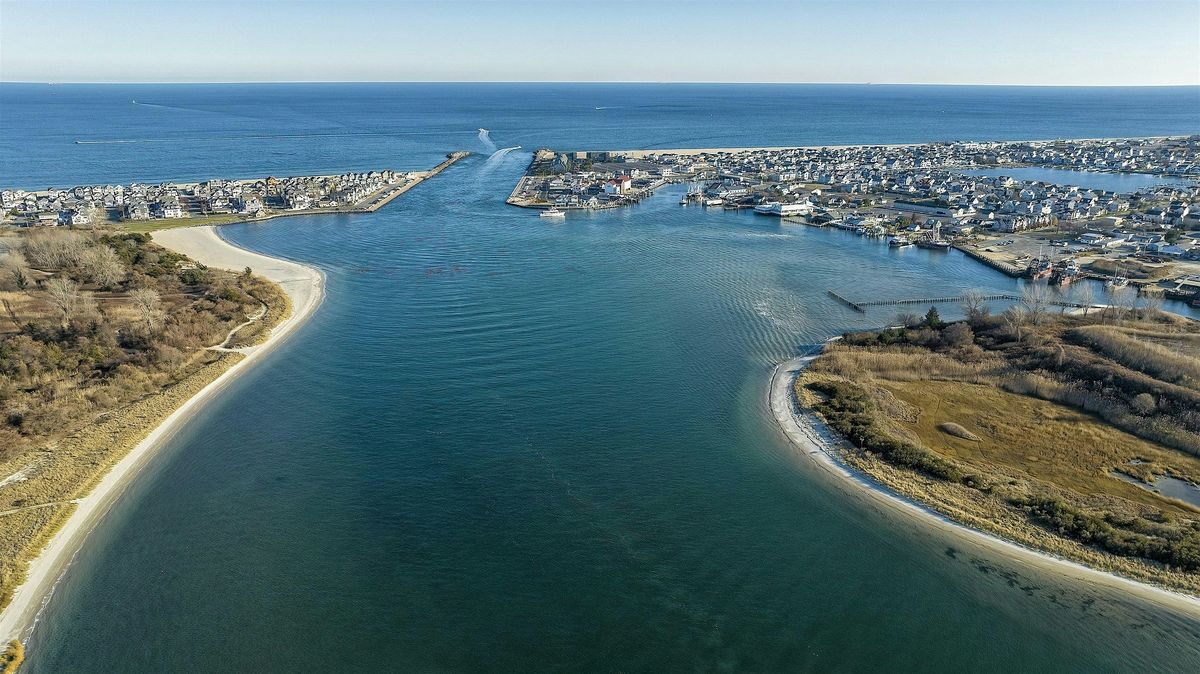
xmin=3 ymin=84 xmax=1200 ymax=672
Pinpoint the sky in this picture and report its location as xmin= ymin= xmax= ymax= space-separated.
xmin=0 ymin=0 xmax=1198 ymax=85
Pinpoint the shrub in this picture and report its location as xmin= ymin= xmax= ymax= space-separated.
xmin=1131 ymin=393 xmax=1157 ymax=416
xmin=808 ymin=379 xmax=963 ymax=482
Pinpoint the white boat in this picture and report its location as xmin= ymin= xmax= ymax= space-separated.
xmin=539 ymin=208 xmax=566 ymax=219
xmin=1105 ymin=276 xmax=1129 ymax=289
xmin=888 ymin=236 xmax=914 ymax=248
xmin=754 ymin=202 xmax=811 ymax=217
xmin=704 ymin=198 xmax=724 ymax=207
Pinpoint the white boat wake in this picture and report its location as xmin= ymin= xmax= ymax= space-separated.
xmin=487 ymin=145 xmax=521 ymax=161
xmin=478 ymin=128 xmax=497 ymax=151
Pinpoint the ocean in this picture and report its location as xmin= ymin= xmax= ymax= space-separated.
xmin=2 ymin=83 xmax=1199 ymax=672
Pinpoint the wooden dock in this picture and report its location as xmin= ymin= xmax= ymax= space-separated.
xmin=827 ymin=290 xmax=865 ymax=312
xmin=831 ymin=291 xmax=1092 ymax=311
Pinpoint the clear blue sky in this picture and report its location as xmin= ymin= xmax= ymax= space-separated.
xmin=1 ymin=0 xmax=1197 ymax=85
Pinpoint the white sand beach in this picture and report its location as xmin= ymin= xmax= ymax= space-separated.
xmin=769 ymin=354 xmax=1200 ymax=619
xmin=0 ymin=226 xmax=323 ymax=643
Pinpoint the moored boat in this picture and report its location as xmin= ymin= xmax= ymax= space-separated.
xmin=539 ymin=207 xmax=566 ymax=218
xmin=888 ymin=236 xmax=914 ymax=248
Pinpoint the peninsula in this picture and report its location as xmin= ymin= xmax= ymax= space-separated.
xmin=1 ymin=152 xmax=469 ymax=233
xmin=776 ymin=303 xmax=1200 ymax=604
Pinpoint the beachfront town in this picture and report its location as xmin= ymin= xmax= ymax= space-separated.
xmin=0 ymin=169 xmax=422 ymax=227
xmin=509 ymin=136 xmax=1200 ymax=303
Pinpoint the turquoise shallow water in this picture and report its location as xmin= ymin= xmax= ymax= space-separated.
xmin=3 ymin=84 xmax=1200 ymax=672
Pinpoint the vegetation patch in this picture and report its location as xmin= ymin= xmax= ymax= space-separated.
xmin=1 ymin=640 xmax=23 ymax=674
xmin=798 ymin=302 xmax=1200 ymax=590
xmin=938 ymin=422 xmax=980 ymax=442
xmin=0 ymin=229 xmax=288 ymax=611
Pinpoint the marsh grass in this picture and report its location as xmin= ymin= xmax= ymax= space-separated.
xmin=799 ymin=310 xmax=1200 ymax=585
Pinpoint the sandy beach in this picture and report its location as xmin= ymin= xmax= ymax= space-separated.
xmin=769 ymin=353 xmax=1200 ymax=619
xmin=0 ymin=226 xmax=324 ymax=644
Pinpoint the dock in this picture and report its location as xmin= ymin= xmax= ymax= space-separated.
xmin=832 ymin=291 xmax=1092 ymax=311
xmin=827 ymin=290 xmax=865 ymax=312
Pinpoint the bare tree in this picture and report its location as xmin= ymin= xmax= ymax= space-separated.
xmin=1003 ymin=305 xmax=1028 ymax=342
xmin=1020 ymin=284 xmax=1050 ymax=325
xmin=960 ymin=290 xmax=988 ymax=323
xmin=1117 ymin=286 xmax=1140 ymax=322
xmin=129 ymin=288 xmax=164 ymax=333
xmin=21 ymin=230 xmax=87 ymax=270
xmin=1074 ymin=283 xmax=1095 ymax=317
xmin=78 ymin=245 xmax=125 ymax=288
xmin=1142 ymin=292 xmax=1163 ymax=321
xmin=45 ymin=276 xmax=82 ymax=329
xmin=0 ymin=252 xmax=30 ymax=291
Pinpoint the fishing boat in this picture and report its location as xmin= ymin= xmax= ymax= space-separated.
xmin=539 ymin=208 xmax=566 ymax=219
xmin=1050 ymin=259 xmax=1080 ymax=286
xmin=1025 ymin=257 xmax=1053 ymax=280
xmin=1105 ymin=276 xmax=1129 ymax=289
xmin=888 ymin=236 xmax=914 ymax=248
xmin=916 ymin=237 xmax=951 ymax=250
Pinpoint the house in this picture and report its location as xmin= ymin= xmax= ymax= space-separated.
xmin=602 ymin=176 xmax=632 ymax=195
xmin=58 ymin=209 xmax=90 ymax=226
xmin=124 ymin=201 xmax=151 ymax=221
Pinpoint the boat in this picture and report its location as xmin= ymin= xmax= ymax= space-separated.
xmin=754 ymin=202 xmax=810 ymax=217
xmin=679 ymin=197 xmax=689 ymax=205
xmin=1050 ymin=259 xmax=1080 ymax=286
xmin=539 ymin=208 xmax=566 ymax=219
xmin=888 ymin=236 xmax=914 ymax=248
xmin=1105 ymin=276 xmax=1129 ymax=289
xmin=916 ymin=237 xmax=951 ymax=250
xmin=704 ymin=198 xmax=724 ymax=207
xmin=1025 ymin=257 xmax=1053 ymax=280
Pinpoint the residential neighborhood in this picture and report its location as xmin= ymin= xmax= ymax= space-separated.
xmin=1 ymin=169 xmax=421 ymax=227
xmin=509 ymin=136 xmax=1200 ymax=302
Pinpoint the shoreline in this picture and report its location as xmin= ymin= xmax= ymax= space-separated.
xmin=603 ymin=135 xmax=1192 ymax=158
xmin=768 ymin=352 xmax=1200 ymax=619
xmin=0 ymin=226 xmax=324 ymax=644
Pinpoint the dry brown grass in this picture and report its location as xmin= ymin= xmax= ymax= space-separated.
xmin=798 ymin=312 xmax=1200 ymax=589
xmin=0 ymin=352 xmax=243 ymax=609
xmin=881 ymin=379 xmax=1200 ymax=517
xmin=1069 ymin=325 xmax=1200 ymax=389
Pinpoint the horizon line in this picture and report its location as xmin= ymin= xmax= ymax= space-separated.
xmin=2 ymin=80 xmax=1199 ymax=88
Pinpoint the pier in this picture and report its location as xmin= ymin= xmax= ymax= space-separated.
xmin=827 ymin=290 xmax=865 ymax=312
xmin=832 ymin=291 xmax=1093 ymax=311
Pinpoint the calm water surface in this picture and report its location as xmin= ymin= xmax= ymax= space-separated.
xmin=3 ymin=84 xmax=1200 ymax=672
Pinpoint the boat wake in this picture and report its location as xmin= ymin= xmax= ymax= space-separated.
xmin=487 ymin=146 xmax=522 ymax=161
xmin=478 ymin=128 xmax=497 ymax=152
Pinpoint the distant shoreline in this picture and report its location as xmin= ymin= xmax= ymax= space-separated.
xmin=769 ymin=352 xmax=1200 ymax=617
xmin=609 ymin=135 xmax=1190 ymax=158
xmin=0 ymin=226 xmax=324 ymax=645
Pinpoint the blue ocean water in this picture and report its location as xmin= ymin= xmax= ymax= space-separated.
xmin=2 ymin=84 xmax=1200 ymax=672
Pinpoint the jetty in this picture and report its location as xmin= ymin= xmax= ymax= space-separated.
xmin=354 ymin=152 xmax=469 ymax=213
